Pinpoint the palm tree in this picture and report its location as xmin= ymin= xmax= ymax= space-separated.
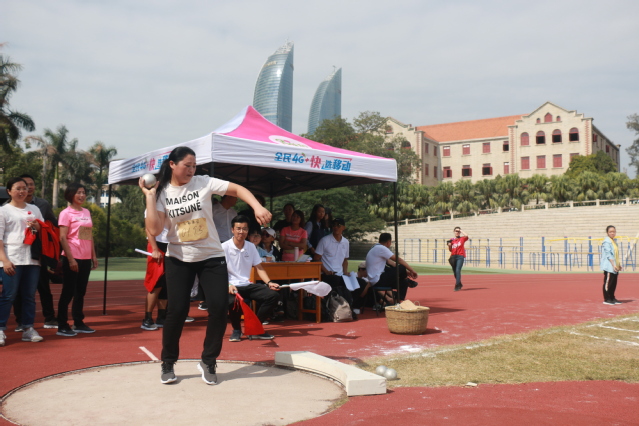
xmin=0 ymin=52 xmax=35 ymax=152
xmin=34 ymin=126 xmax=77 ymax=208
xmin=526 ymin=174 xmax=550 ymax=205
xmin=432 ymin=182 xmax=455 ymax=214
xmin=495 ymin=174 xmax=528 ymax=210
xmin=474 ymin=178 xmax=498 ymax=210
xmin=574 ymin=171 xmax=600 ymax=201
xmin=549 ymin=175 xmax=574 ymax=203
xmin=453 ymin=179 xmax=478 ymax=214
xmin=89 ymin=141 xmax=117 ymax=203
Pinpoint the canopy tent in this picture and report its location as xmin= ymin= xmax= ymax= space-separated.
xmin=108 ymin=105 xmax=397 ymax=195
xmin=103 ymin=106 xmax=400 ymax=313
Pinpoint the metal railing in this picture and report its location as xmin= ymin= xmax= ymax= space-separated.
xmin=401 ymin=236 xmax=638 ymax=271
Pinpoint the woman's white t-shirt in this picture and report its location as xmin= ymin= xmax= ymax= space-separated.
xmin=156 ymin=175 xmax=229 ymax=262
xmin=0 ymin=203 xmax=44 ymax=267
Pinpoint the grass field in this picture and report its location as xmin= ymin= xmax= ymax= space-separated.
xmin=360 ymin=313 xmax=639 ymax=387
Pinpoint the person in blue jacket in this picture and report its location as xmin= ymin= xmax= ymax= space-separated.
xmin=600 ymin=225 xmax=622 ymax=305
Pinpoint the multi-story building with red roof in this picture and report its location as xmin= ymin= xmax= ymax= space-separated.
xmin=386 ymin=102 xmax=620 ymax=185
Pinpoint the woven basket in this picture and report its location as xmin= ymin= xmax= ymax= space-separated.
xmin=385 ymin=306 xmax=430 ymax=335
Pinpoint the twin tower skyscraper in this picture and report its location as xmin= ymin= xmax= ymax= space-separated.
xmin=252 ymin=41 xmax=342 ymax=135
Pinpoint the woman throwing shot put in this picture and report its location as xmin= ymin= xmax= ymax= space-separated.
xmin=140 ymin=146 xmax=271 ymax=385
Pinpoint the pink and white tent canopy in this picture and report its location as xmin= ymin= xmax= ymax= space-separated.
xmin=108 ymin=106 xmax=397 ymax=195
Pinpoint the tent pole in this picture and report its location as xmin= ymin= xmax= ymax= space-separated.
xmin=269 ymin=182 xmax=274 ymax=226
xmin=393 ymin=181 xmax=399 ymax=303
xmin=103 ymin=184 xmax=112 ymax=315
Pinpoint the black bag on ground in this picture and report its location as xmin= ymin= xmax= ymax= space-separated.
xmin=325 ymin=291 xmax=353 ymax=322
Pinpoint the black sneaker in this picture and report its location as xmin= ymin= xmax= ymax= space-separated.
xmin=56 ymin=327 xmax=77 ymax=337
xmin=141 ymin=318 xmax=158 ymax=331
xmin=249 ymin=333 xmax=275 ymax=340
xmin=612 ymin=299 xmax=622 ymax=305
xmin=73 ymin=324 xmax=96 ymax=334
xmin=406 ymin=279 xmax=419 ymax=288
xmin=155 ymin=317 xmax=165 ymax=328
xmin=229 ymin=329 xmax=242 ymax=342
xmin=161 ymin=362 xmax=176 ymax=384
xmin=603 ymin=300 xmax=615 ymax=305
xmin=184 ymin=316 xmax=195 ymax=323
xmin=43 ymin=319 xmax=58 ymax=329
xmin=198 ymin=302 xmax=208 ymax=311
xmin=197 ymin=361 xmax=217 ymax=385
xmin=454 ymin=285 xmax=463 ymax=292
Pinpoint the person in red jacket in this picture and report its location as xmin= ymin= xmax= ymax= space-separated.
xmin=447 ymin=227 xmax=469 ymax=291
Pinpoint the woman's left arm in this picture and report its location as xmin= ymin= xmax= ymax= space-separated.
xmin=226 ymin=183 xmax=272 ymax=225
xmin=91 ymin=213 xmax=99 ymax=269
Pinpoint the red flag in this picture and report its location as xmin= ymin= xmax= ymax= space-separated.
xmin=143 ymin=243 xmax=164 ymax=292
xmin=234 ymin=293 xmax=264 ymax=336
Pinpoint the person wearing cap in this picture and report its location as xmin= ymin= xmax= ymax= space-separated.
xmin=313 ymin=218 xmax=353 ymax=307
xmin=258 ymin=227 xmax=280 ymax=262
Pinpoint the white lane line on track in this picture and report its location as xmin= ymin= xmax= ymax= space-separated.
xmin=568 ymin=331 xmax=639 ymax=346
xmin=140 ymin=346 xmax=159 ymax=361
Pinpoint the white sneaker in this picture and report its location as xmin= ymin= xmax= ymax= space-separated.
xmin=353 ymin=308 xmax=361 ymax=315
xmin=22 ymin=327 xmax=44 ymax=342
xmin=0 ymin=330 xmax=6 ymax=346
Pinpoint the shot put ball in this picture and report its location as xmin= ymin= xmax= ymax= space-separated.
xmin=142 ymin=173 xmax=157 ymax=189
xmin=384 ymin=368 xmax=397 ymax=380
xmin=375 ymin=365 xmax=388 ymax=376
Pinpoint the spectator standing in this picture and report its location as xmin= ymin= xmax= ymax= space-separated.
xmin=211 ymin=195 xmax=238 ymax=243
xmin=279 ymin=210 xmax=308 ymax=261
xmin=6 ymin=174 xmax=58 ymax=330
xmin=447 ymin=227 xmax=469 ymax=291
xmin=56 ymin=183 xmax=99 ymax=337
xmin=273 ymin=203 xmax=295 ymax=233
xmin=0 ymin=177 xmax=44 ymax=345
xmin=141 ymin=146 xmax=270 ymax=385
xmin=304 ymin=204 xmax=328 ymax=256
xmin=365 ymin=233 xmax=418 ymax=303
xmin=600 ymin=225 xmax=622 ymax=305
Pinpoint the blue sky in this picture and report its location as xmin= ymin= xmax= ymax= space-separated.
xmin=3 ymin=0 xmax=639 ymax=176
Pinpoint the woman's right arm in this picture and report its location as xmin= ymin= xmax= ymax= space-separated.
xmin=59 ymin=225 xmax=79 ymax=272
xmin=139 ymin=179 xmax=165 ymax=236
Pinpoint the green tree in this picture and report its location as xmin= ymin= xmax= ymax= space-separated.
xmin=549 ymin=174 xmax=574 ymax=203
xmin=432 ymin=181 xmax=454 ymax=214
xmin=627 ymin=113 xmax=639 ymax=176
xmin=89 ymin=141 xmax=118 ymax=203
xmin=0 ymin=51 xmax=35 ymax=152
xmin=474 ymin=178 xmax=499 ymax=210
xmin=565 ymin=151 xmax=617 ymax=178
xmin=525 ymin=174 xmax=550 ymax=205
xmin=453 ymin=179 xmax=478 ymax=213
xmin=302 ymin=116 xmax=357 ymax=149
xmin=34 ymin=126 xmax=77 ymax=208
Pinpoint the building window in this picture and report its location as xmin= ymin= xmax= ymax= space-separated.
xmin=570 ymin=153 xmax=579 ymax=162
xmin=537 ymin=155 xmax=546 ymax=169
xmin=482 ymin=142 xmax=491 ymax=153
xmin=503 ymin=141 xmax=509 ymax=152
xmin=402 ymin=141 xmax=412 ymax=150
xmin=593 ymin=134 xmax=598 ymax=143
xmin=434 ymin=166 xmax=438 ymax=177
xmin=424 ymin=143 xmax=429 ymax=154
xmin=521 ymin=157 xmax=530 ymax=170
xmin=424 ymin=164 xmax=429 ymax=176
xmin=552 ymin=129 xmax=562 ymax=143
xmin=434 ymin=147 xmax=437 ymax=156
xmin=521 ymin=132 xmax=529 ymax=146
xmin=536 ymin=131 xmax=546 ymax=144
xmin=556 ymin=116 xmax=561 ymax=121
xmin=443 ymin=146 xmax=450 ymax=157
xmin=536 ymin=118 xmax=541 ymax=123
xmin=553 ymin=154 xmax=562 ymax=168
xmin=606 ymin=145 xmax=610 ymax=153
xmin=482 ymin=163 xmax=492 ymax=176
xmin=462 ymin=165 xmax=472 ymax=177
xmin=544 ymin=113 xmax=552 ymax=123
xmin=462 ymin=144 xmax=470 ymax=155
xmin=443 ymin=166 xmax=452 ymax=178
xmin=504 ymin=162 xmax=510 ymax=174
xmin=569 ymin=128 xmax=579 ymax=142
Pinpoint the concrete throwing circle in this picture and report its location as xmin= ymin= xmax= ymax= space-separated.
xmin=2 ymin=360 xmax=345 ymax=426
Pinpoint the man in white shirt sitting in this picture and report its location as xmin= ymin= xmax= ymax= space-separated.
xmin=223 ymin=215 xmax=280 ymax=342
xmin=365 ymin=233 xmax=418 ymax=303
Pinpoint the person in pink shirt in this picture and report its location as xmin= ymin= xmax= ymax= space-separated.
xmin=279 ymin=210 xmax=308 ymax=261
xmin=447 ymin=227 xmax=469 ymax=291
xmin=56 ymin=183 xmax=99 ymax=336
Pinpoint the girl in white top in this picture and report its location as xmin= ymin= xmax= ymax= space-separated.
xmin=140 ymin=146 xmax=271 ymax=385
xmin=0 ymin=177 xmax=44 ymax=345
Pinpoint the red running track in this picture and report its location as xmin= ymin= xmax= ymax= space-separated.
xmin=1 ymin=273 xmax=638 ymax=425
